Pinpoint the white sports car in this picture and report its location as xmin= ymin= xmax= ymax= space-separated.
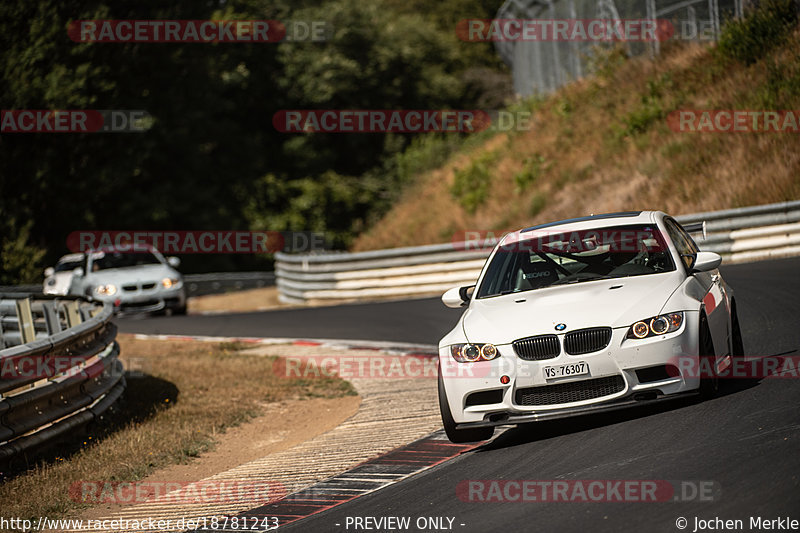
xmin=43 ymin=253 xmax=85 ymax=295
xmin=68 ymin=244 xmax=187 ymax=315
xmin=438 ymin=211 xmax=744 ymax=443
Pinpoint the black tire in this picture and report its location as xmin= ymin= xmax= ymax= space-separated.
xmin=730 ymin=303 xmax=744 ymax=358
xmin=698 ymin=314 xmax=719 ymax=399
xmin=165 ymin=300 xmax=187 ymax=316
xmin=438 ymin=370 xmax=494 ymax=443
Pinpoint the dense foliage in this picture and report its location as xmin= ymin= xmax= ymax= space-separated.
xmin=716 ymin=0 xmax=798 ymax=65
xmin=0 ymin=0 xmax=509 ymax=282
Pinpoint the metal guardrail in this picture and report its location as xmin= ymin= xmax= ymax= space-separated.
xmin=0 ymin=272 xmax=276 ymax=298
xmin=276 ymin=201 xmax=800 ymax=304
xmin=0 ymin=284 xmax=41 ymax=294
xmin=0 ymin=295 xmax=124 ymax=465
xmin=184 ymin=271 xmax=275 ymax=297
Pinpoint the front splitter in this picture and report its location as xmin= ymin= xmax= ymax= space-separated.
xmin=456 ymin=391 xmax=699 ymax=429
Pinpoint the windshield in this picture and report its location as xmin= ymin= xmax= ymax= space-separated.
xmin=55 ymin=260 xmax=83 ymax=273
xmin=476 ymin=225 xmax=674 ymax=298
xmin=90 ymin=250 xmax=162 ymax=271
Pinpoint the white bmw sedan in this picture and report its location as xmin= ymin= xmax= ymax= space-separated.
xmin=43 ymin=253 xmax=85 ymax=295
xmin=438 ymin=211 xmax=744 ymax=443
xmin=68 ymin=244 xmax=187 ymax=315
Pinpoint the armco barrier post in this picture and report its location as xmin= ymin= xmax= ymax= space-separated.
xmin=65 ymin=300 xmax=83 ymax=328
xmin=15 ymin=298 xmax=35 ymax=344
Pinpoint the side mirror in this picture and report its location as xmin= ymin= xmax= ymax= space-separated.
xmin=44 ymin=267 xmax=55 ymax=277
xmin=692 ymin=251 xmax=722 ymax=273
xmin=442 ymin=285 xmax=474 ymax=308
xmin=73 ymin=267 xmax=85 ymax=277
xmin=167 ymin=256 xmax=181 ymax=268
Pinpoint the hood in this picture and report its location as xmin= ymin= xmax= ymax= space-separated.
xmin=84 ymin=264 xmax=179 ymax=286
xmin=44 ymin=272 xmax=74 ymax=295
xmin=462 ymin=272 xmax=681 ymax=344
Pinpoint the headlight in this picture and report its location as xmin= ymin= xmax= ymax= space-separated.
xmin=450 ymin=343 xmax=500 ymax=363
xmin=94 ymin=284 xmax=117 ymax=296
xmin=162 ymin=278 xmax=180 ymax=288
xmin=46 ymin=278 xmax=56 ymax=286
xmin=626 ymin=312 xmax=683 ymax=339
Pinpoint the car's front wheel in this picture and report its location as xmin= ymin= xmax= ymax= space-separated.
xmin=731 ymin=302 xmax=744 ymax=358
xmin=698 ymin=314 xmax=719 ymax=399
xmin=438 ymin=368 xmax=494 ymax=443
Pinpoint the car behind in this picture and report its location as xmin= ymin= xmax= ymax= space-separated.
xmin=43 ymin=253 xmax=85 ymax=295
xmin=68 ymin=245 xmax=186 ymax=315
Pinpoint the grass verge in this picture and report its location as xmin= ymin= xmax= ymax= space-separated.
xmin=0 ymin=335 xmax=356 ymax=523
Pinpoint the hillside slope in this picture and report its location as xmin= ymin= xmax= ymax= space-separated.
xmin=353 ymin=21 xmax=800 ymax=251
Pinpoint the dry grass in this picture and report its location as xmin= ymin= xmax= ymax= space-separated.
xmin=0 ymin=335 xmax=355 ymax=523
xmin=187 ymin=286 xmax=294 ymax=313
xmin=354 ymin=33 xmax=800 ymax=251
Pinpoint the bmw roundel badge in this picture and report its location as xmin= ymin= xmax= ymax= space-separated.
xmin=555 ymin=323 xmax=567 ymax=331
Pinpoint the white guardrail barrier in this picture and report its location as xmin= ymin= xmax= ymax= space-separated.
xmin=0 ymin=272 xmax=276 ymax=297
xmin=275 ymin=200 xmax=800 ymax=304
xmin=0 ymin=295 xmax=123 ymax=466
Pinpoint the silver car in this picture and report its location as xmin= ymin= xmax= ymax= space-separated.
xmin=68 ymin=245 xmax=187 ymax=315
xmin=43 ymin=253 xmax=86 ymax=295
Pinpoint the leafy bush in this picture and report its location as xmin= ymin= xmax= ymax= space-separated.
xmin=619 ymin=73 xmax=674 ymax=137
xmin=0 ymin=222 xmax=46 ymax=285
xmin=514 ymin=154 xmax=548 ymax=191
xmin=528 ymin=193 xmax=547 ymax=217
xmin=391 ymin=134 xmax=463 ymax=187
xmin=756 ymin=52 xmax=800 ymax=108
xmin=717 ymin=0 xmax=798 ymax=65
xmin=586 ymin=44 xmax=629 ymax=80
xmin=451 ymin=151 xmax=498 ymax=213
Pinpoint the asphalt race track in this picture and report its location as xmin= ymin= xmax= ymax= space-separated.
xmin=116 ymin=293 xmax=460 ymax=345
xmin=121 ymin=257 xmax=800 ymax=533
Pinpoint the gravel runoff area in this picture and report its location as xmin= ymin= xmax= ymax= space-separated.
xmin=63 ymin=343 xmax=442 ymax=533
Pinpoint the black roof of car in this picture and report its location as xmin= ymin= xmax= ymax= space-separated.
xmin=520 ymin=211 xmax=644 ymax=233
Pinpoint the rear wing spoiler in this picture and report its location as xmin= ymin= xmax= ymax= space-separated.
xmin=681 ymin=221 xmax=707 ymax=240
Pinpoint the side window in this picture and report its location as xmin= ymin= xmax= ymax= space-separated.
xmin=675 ymin=221 xmax=699 ymax=254
xmin=664 ymin=219 xmax=695 ymax=270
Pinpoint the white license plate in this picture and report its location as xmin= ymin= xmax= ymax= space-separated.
xmin=544 ymin=362 xmax=589 ymax=379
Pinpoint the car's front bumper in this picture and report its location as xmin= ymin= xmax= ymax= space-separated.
xmin=455 ymin=390 xmax=698 ymax=429
xmin=440 ymin=318 xmax=703 ymax=426
xmin=92 ymin=286 xmax=186 ymax=314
